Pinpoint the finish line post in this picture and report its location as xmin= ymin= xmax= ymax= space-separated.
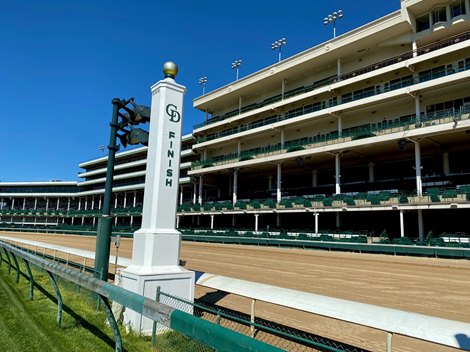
xmin=122 ymin=62 xmax=195 ymax=333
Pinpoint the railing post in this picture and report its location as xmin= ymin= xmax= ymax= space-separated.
xmin=99 ymin=295 xmax=122 ymax=352
xmin=22 ymin=258 xmax=34 ymax=300
xmin=10 ymin=251 xmax=21 ymax=283
xmin=3 ymin=248 xmax=11 ymax=274
xmin=386 ymin=332 xmax=393 ymax=352
xmin=45 ymin=270 xmax=63 ymax=328
xmin=0 ymin=249 xmax=3 ymax=267
xmin=250 ymin=299 xmax=256 ymax=338
xmin=151 ymin=286 xmax=161 ymax=346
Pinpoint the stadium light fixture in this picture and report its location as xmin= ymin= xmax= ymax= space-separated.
xmin=231 ymin=60 xmax=242 ymax=81
xmin=271 ymin=38 xmax=287 ymax=62
xmin=198 ymin=76 xmax=208 ymax=95
xmin=324 ymin=10 xmax=343 ymax=38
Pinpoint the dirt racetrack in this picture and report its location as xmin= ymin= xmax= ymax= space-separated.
xmin=1 ymin=231 xmax=470 ymax=352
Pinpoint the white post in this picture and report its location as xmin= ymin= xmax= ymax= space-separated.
xmin=280 ymin=129 xmax=285 ymax=149
xmin=123 ymin=193 xmax=127 ymax=208
xmin=281 ymin=80 xmax=286 ymax=100
xmin=337 ymin=115 xmax=342 ymax=137
xmin=414 ymin=141 xmax=423 ymax=196
xmin=67 ymin=198 xmax=71 ymax=211
xmin=312 ymin=170 xmax=318 ymax=187
xmin=99 ymin=196 xmax=102 ymax=210
xmin=238 ymin=96 xmax=242 ymax=115
xmin=276 ymin=163 xmax=282 ymax=203
xmin=34 ymin=198 xmax=37 ymax=210
xmin=237 ymin=139 xmax=241 ymax=157
xmin=84 ymin=197 xmax=87 ymax=211
xmin=415 ymin=95 xmax=421 ymax=126
xmin=314 ymin=213 xmax=319 ymax=235
xmin=233 ymin=169 xmax=238 ymax=204
xmin=400 ymin=210 xmax=405 ymax=238
xmin=198 ymin=175 xmax=203 ymax=205
xmin=335 ymin=153 xmax=341 ymax=194
xmin=179 ymin=186 xmax=183 ymax=205
xmin=176 ymin=215 xmax=180 ymax=229
xmin=254 ymin=213 xmax=259 ymax=233
xmin=412 ymin=38 xmax=418 ymax=57
xmin=11 ymin=198 xmax=15 ymax=210
xmin=337 ymin=58 xmax=342 ymax=80
xmin=45 ymin=198 xmax=49 ymax=211
xmin=122 ymin=62 xmax=195 ymax=333
xmin=23 ymin=198 xmax=26 ymax=210
xmin=210 ymin=214 xmax=214 ymax=229
xmin=193 ymin=182 xmax=197 ymax=204
xmin=56 ymin=198 xmax=60 ymax=211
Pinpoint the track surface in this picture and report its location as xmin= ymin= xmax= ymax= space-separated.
xmin=1 ymin=231 xmax=469 ymax=351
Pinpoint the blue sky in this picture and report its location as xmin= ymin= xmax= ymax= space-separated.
xmin=0 ymin=1 xmax=399 ymax=181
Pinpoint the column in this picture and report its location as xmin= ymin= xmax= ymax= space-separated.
xmin=337 ymin=114 xmax=343 ymax=137
xmin=179 ymin=186 xmax=184 ymax=205
xmin=268 ymin=175 xmax=273 ymax=191
xmin=193 ymin=182 xmax=197 ymax=204
xmin=22 ymin=198 xmax=26 ymax=210
xmin=400 ymin=210 xmax=405 ymax=238
xmin=34 ymin=198 xmax=37 ymax=210
xmin=312 ymin=170 xmax=318 ymax=187
xmin=368 ymin=162 xmax=375 ymax=183
xmin=84 ymin=197 xmax=88 ymax=210
xmin=198 ymin=175 xmax=203 ymax=205
xmin=254 ymin=213 xmax=259 ymax=233
xmin=281 ymin=79 xmax=286 ymax=100
xmin=442 ymin=152 xmax=450 ymax=175
xmin=45 ymin=198 xmax=49 ymax=211
xmin=56 ymin=198 xmax=60 ymax=211
xmin=335 ymin=153 xmax=341 ymax=194
xmin=176 ymin=216 xmax=180 ymax=229
xmin=99 ymin=196 xmax=103 ymax=210
xmin=11 ymin=198 xmax=15 ymax=210
xmin=337 ymin=58 xmax=342 ymax=80
xmin=414 ymin=141 xmax=423 ymax=196
xmin=415 ymin=95 xmax=421 ymax=126
xmin=78 ymin=198 xmax=81 ymax=210
xmin=238 ymin=96 xmax=242 ymax=115
xmin=276 ymin=163 xmax=282 ymax=203
xmin=314 ymin=213 xmax=319 ymax=235
xmin=336 ymin=212 xmax=341 ymax=228
xmin=276 ymin=214 xmax=280 ymax=227
xmin=233 ymin=169 xmax=238 ymax=204
xmin=210 ymin=214 xmax=214 ymax=229
xmin=0 ymin=198 xmax=3 ymax=210
xmin=237 ymin=139 xmax=241 ymax=157
xmin=123 ymin=193 xmax=127 ymax=208
xmin=412 ymin=38 xmax=418 ymax=57
xmin=67 ymin=198 xmax=71 ymax=211
xmin=418 ymin=209 xmax=424 ymax=242
xmin=280 ymin=129 xmax=285 ymax=149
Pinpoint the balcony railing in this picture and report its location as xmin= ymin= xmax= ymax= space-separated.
xmin=194 ymin=30 xmax=470 ymax=130
xmin=192 ymin=107 xmax=468 ymax=170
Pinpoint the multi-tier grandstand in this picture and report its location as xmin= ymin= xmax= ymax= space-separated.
xmin=2 ymin=0 xmax=470 ymax=244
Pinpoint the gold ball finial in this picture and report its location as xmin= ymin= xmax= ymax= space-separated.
xmin=163 ymin=61 xmax=178 ymax=79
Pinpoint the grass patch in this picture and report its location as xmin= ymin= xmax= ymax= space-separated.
xmin=0 ymin=262 xmax=211 ymax=352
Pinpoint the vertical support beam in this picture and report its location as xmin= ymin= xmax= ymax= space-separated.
xmin=45 ymin=270 xmax=63 ymax=328
xmin=22 ymin=258 xmax=34 ymax=300
xmin=238 ymin=96 xmax=242 ymax=115
xmin=210 ymin=214 xmax=214 ymax=229
xmin=193 ymin=182 xmax=197 ymax=204
xmin=414 ymin=141 xmax=423 ymax=196
xmin=176 ymin=216 xmax=180 ymax=229
xmin=442 ymin=152 xmax=450 ymax=175
xmin=78 ymin=198 xmax=81 ymax=211
xmin=280 ymin=129 xmax=285 ymax=149
xmin=418 ymin=209 xmax=424 ymax=242
xmin=337 ymin=115 xmax=342 ymax=137
xmin=412 ymin=38 xmax=418 ymax=57
xmin=179 ymin=186 xmax=184 ymax=205
xmin=314 ymin=213 xmax=319 ymax=235
xmin=237 ymin=139 xmax=241 ymax=157
xmin=312 ymin=170 xmax=318 ymax=188
xmin=415 ymin=95 xmax=421 ymax=126
xmin=67 ymin=198 xmax=71 ymax=211
xmin=99 ymin=295 xmax=123 ymax=352
xmin=11 ymin=197 xmax=15 ymax=210
xmin=232 ymin=214 xmax=236 ymax=227
xmin=336 ymin=212 xmax=341 ymax=229
xmin=56 ymin=197 xmax=60 ymax=211
xmin=254 ymin=214 xmax=259 ymax=233
xmin=23 ymin=197 xmax=26 ymax=210
xmin=34 ymin=198 xmax=38 ymax=210
xmin=233 ymin=169 xmax=238 ymax=204
xmin=386 ymin=332 xmax=393 ymax=352
xmin=250 ymin=299 xmax=256 ymax=338
xmin=268 ymin=175 xmax=273 ymax=191
xmin=198 ymin=176 xmax=203 ymax=205
xmin=400 ymin=210 xmax=405 ymax=238
xmin=84 ymin=197 xmax=88 ymax=211
xmin=276 ymin=163 xmax=282 ymax=203
xmin=281 ymin=79 xmax=286 ymax=100
xmin=337 ymin=58 xmax=342 ymax=80
xmin=276 ymin=214 xmax=280 ymax=227
xmin=335 ymin=153 xmax=341 ymax=194
xmin=368 ymin=162 xmax=375 ymax=183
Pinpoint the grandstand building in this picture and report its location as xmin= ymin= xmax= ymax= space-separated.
xmin=183 ymin=0 xmax=470 ymax=240
xmin=1 ymin=0 xmax=470 ymax=241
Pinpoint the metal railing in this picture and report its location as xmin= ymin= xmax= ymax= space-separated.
xmin=0 ymin=240 xmax=282 ymax=352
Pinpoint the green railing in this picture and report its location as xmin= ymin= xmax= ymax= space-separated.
xmin=194 ymin=30 xmax=470 ymax=130
xmin=0 ymin=240 xmax=282 ymax=352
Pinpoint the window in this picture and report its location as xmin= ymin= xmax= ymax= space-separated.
xmin=416 ymin=14 xmax=430 ymax=32
xmin=451 ymin=0 xmax=466 ymax=18
xmin=432 ymin=6 xmax=447 ymax=25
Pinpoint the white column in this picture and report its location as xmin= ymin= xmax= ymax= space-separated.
xmin=314 ymin=213 xmax=319 ymax=235
xmin=22 ymin=198 xmax=26 ymax=210
xmin=337 ymin=58 xmax=342 ymax=80
xmin=233 ymin=169 xmax=238 ymax=204
xmin=238 ymin=96 xmax=242 ymax=115
xmin=84 ymin=197 xmax=88 ymax=210
xmin=11 ymin=198 xmax=15 ymax=210
xmin=281 ymin=79 xmax=286 ymax=100
xmin=122 ymin=63 xmax=194 ymax=334
xmin=198 ymin=176 xmax=203 ymax=205
xmin=276 ymin=163 xmax=282 ymax=203
xmin=412 ymin=38 xmax=418 ymax=57
xmin=0 ymin=198 xmax=3 ymax=210
xmin=415 ymin=95 xmax=421 ymax=126
xmin=368 ymin=162 xmax=375 ymax=183
xmin=123 ymin=193 xmax=127 ymax=208
xmin=176 ymin=215 xmax=180 ymax=229
xmin=443 ymin=152 xmax=450 ymax=175
xmin=280 ymin=129 xmax=285 ymax=148
xmin=237 ymin=139 xmax=241 ymax=157
xmin=276 ymin=214 xmax=280 ymax=227
xmin=268 ymin=175 xmax=273 ymax=191
xmin=232 ymin=214 xmax=236 ymax=227
xmin=414 ymin=141 xmax=423 ymax=196
xmin=99 ymin=196 xmax=102 ymax=210
xmin=336 ymin=212 xmax=341 ymax=228
xmin=335 ymin=153 xmax=341 ymax=194
xmin=400 ymin=210 xmax=405 ymax=238
xmin=337 ymin=115 xmax=342 ymax=137
xmin=34 ymin=198 xmax=37 ymax=210
xmin=45 ymin=198 xmax=49 ymax=211
xmin=312 ymin=170 xmax=318 ymax=187
xmin=56 ymin=198 xmax=60 ymax=211
xmin=193 ymin=182 xmax=197 ymax=204
xmin=254 ymin=213 xmax=259 ymax=233
xmin=210 ymin=214 xmax=214 ymax=229
xmin=78 ymin=198 xmax=81 ymax=210
xmin=67 ymin=198 xmax=71 ymax=211
xmin=418 ymin=209 xmax=424 ymax=242
xmin=133 ymin=192 xmax=137 ymax=207
xmin=179 ymin=186 xmax=184 ymax=205
xmin=114 ymin=194 xmax=118 ymax=209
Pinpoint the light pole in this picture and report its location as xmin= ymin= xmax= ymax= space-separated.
xmin=231 ymin=60 xmax=242 ymax=81
xmin=198 ymin=76 xmax=207 ymax=95
xmin=324 ymin=10 xmax=343 ymax=38
xmin=271 ymin=38 xmax=287 ymax=62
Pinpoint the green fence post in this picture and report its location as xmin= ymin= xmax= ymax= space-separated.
xmin=22 ymin=258 xmax=34 ymax=301
xmin=10 ymin=251 xmax=21 ymax=283
xmin=3 ymin=248 xmax=11 ymax=274
xmin=45 ymin=271 xmax=63 ymax=328
xmin=99 ymin=295 xmax=122 ymax=352
xmin=0 ymin=249 xmax=3 ymax=267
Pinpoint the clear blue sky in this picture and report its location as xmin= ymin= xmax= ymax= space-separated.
xmin=0 ymin=0 xmax=400 ymax=182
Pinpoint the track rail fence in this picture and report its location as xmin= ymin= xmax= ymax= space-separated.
xmin=0 ymin=240 xmax=283 ymax=352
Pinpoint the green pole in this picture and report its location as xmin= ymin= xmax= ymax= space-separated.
xmin=94 ymin=98 xmax=122 ymax=281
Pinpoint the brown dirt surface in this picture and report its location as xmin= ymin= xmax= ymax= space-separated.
xmin=1 ymin=231 xmax=469 ymax=351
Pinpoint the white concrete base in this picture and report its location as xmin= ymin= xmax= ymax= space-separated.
xmin=121 ymin=264 xmax=195 ymax=334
